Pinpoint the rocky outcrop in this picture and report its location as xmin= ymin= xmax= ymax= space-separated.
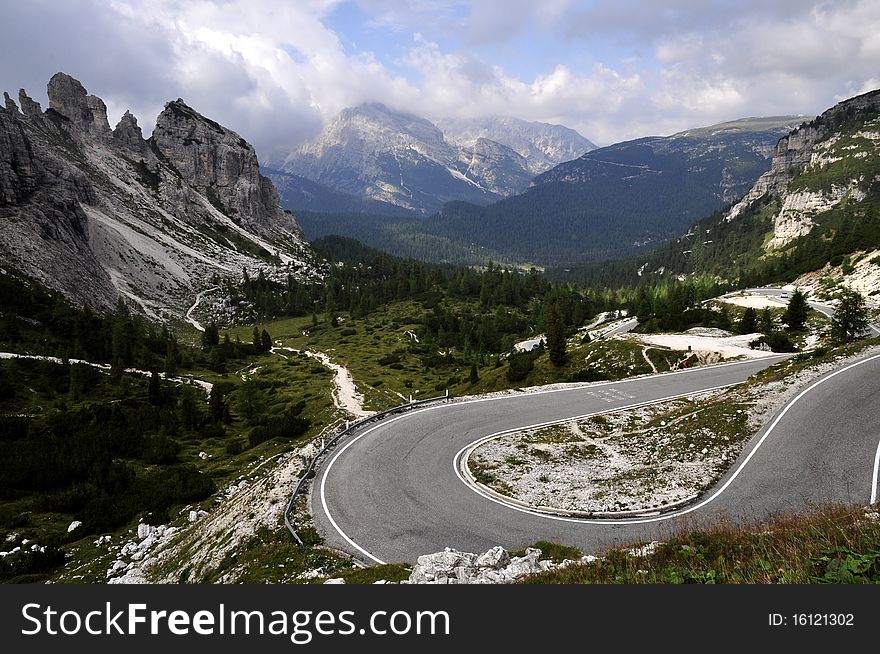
xmin=17 ymin=89 xmax=42 ymax=117
xmin=3 ymin=92 xmax=17 ymax=113
xmin=406 ymin=546 xmax=570 ymax=584
xmin=152 ymin=99 xmax=299 ymax=235
xmin=0 ymin=72 xmax=312 ymax=318
xmin=112 ymin=110 xmax=145 ymax=150
xmin=727 ymin=88 xmax=880 ymax=229
xmin=0 ymin=107 xmax=41 ymax=203
xmin=47 ymin=72 xmax=110 ymax=137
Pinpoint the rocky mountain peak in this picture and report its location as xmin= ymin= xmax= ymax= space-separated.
xmin=3 ymin=92 xmax=18 ymax=113
xmin=17 ymin=89 xmax=42 ymax=117
xmin=47 ymin=72 xmax=110 ymax=136
xmin=152 ymin=97 xmax=296 ymax=234
xmin=1 ymin=72 xmax=311 ymax=319
xmin=112 ymin=110 xmax=144 ymax=149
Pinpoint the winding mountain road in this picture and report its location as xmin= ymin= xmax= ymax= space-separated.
xmin=313 ymin=294 xmax=880 ymax=564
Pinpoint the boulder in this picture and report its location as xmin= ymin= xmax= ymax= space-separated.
xmin=475 ymin=545 xmax=509 ymax=569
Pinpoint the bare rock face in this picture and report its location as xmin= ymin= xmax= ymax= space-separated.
xmin=112 ymin=110 xmax=145 ymax=150
xmin=0 ymin=72 xmax=312 ymax=319
xmin=152 ymin=99 xmax=297 ymax=234
xmin=727 ymin=88 xmax=880 ymax=228
xmin=18 ymin=89 xmax=42 ymax=117
xmin=3 ymin=92 xmax=18 ymax=113
xmin=0 ymin=106 xmax=42 ymax=203
xmin=47 ymin=72 xmax=110 ymax=136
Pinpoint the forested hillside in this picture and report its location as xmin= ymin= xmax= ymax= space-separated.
xmin=294 ymin=116 xmax=801 ymax=267
xmin=549 ymin=91 xmax=880 ymax=289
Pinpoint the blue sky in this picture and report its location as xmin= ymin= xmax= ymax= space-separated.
xmin=1 ymin=1 xmax=878 ymax=160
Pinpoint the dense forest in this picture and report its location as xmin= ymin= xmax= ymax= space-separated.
xmin=223 ymin=236 xmax=623 ymax=358
xmin=0 ymin=270 xmax=312 ymax=581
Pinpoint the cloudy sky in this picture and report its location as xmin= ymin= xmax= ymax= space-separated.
xmin=2 ymin=0 xmax=878 ymax=162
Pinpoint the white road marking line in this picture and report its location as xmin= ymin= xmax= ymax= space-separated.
xmin=318 ymin=356 xmax=783 ymax=562
xmin=453 ymin=352 xmax=880 ymax=526
xmin=871 ymin=438 xmax=880 ymax=504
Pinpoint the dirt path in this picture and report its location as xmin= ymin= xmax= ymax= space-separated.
xmin=272 ymin=347 xmax=371 ymax=418
xmin=185 ymin=286 xmax=219 ymax=332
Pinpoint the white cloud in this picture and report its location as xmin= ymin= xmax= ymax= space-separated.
xmin=1 ymin=0 xmax=879 ymax=160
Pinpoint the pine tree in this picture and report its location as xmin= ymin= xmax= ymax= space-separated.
xmin=738 ymin=307 xmax=758 ymax=334
xmin=148 ymin=371 xmax=163 ymax=406
xmin=164 ymin=338 xmax=178 ymax=377
xmin=202 ymin=322 xmax=220 ymax=348
xmin=831 ymin=289 xmax=869 ymax=343
xmin=469 ymin=363 xmax=479 ymax=385
xmin=759 ymin=307 xmax=774 ymax=334
xmin=545 ymin=303 xmax=567 ymax=367
xmin=252 ymin=325 xmax=261 ymax=349
xmin=261 ymin=329 xmax=272 ymax=352
xmin=783 ymin=290 xmax=808 ymax=331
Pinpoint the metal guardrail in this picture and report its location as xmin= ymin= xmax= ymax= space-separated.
xmin=284 ymin=391 xmax=451 ymax=548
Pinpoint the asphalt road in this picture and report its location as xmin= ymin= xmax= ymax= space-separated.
xmin=313 ymin=294 xmax=880 ymax=564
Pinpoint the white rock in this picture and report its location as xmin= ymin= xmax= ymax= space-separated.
xmin=581 ymin=555 xmax=599 ymax=563
xmin=188 ymin=510 xmax=199 ymax=523
xmin=324 ymin=578 xmax=346 ymax=584
xmin=475 ymin=546 xmax=510 ymax=569
xmin=137 ymin=523 xmax=152 ymax=539
xmin=199 ymin=451 xmax=209 ymax=460
xmin=67 ymin=520 xmax=83 ymax=533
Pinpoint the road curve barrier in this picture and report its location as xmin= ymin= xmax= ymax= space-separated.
xmin=284 ymin=390 xmax=451 ymax=548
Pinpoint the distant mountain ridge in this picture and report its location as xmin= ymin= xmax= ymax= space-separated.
xmin=0 ymin=73 xmax=313 ymax=319
xmin=548 ymin=90 xmax=880 ymax=288
xmin=299 ymin=114 xmax=803 ymax=267
xmin=438 ymin=115 xmax=596 ymax=175
xmin=278 ymin=103 xmax=594 ymax=214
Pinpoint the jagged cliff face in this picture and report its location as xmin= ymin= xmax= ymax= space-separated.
xmin=152 ymin=99 xmax=289 ymax=233
xmin=0 ymin=73 xmax=311 ymax=319
xmin=726 ymin=90 xmax=880 ymax=249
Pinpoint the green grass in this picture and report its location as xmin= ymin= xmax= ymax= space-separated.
xmin=198 ymin=526 xmax=355 ymax=584
xmin=0 ymin=346 xmax=338 ymax=583
xmin=334 ymin=563 xmax=412 ymax=584
xmin=512 ymin=540 xmax=583 ymax=564
xmin=522 ymin=503 xmax=880 ymax=584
